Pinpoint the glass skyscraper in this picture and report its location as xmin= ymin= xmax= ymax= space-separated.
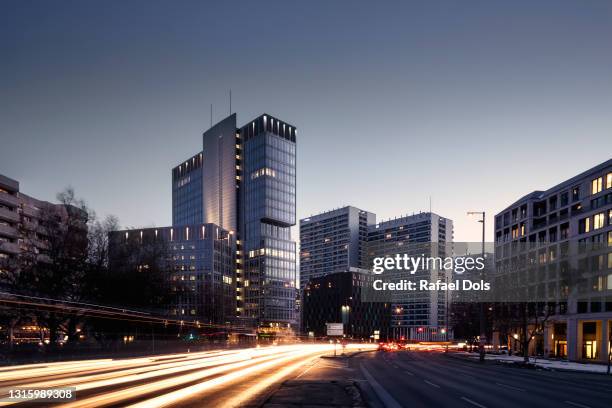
xmin=172 ymin=113 xmax=298 ymax=333
xmin=239 ymin=115 xmax=297 ymax=332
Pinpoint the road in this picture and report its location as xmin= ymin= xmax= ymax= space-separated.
xmin=356 ymin=350 xmax=612 ymax=408
xmin=0 ymin=344 xmax=373 ymax=408
xmin=0 ymin=346 xmax=609 ymax=408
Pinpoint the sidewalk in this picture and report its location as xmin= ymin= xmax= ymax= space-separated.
xmin=261 ymin=353 xmax=369 ymax=408
xmin=455 ymin=351 xmax=612 ymax=374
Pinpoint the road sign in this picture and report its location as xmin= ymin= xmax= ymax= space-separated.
xmin=326 ymin=323 xmax=344 ymax=336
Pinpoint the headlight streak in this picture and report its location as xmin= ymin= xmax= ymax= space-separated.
xmin=0 ymin=344 xmax=377 ymax=408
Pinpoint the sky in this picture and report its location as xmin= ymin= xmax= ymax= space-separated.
xmin=1 ymin=0 xmax=611 ymax=242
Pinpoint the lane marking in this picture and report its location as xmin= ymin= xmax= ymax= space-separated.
xmin=360 ymin=364 xmax=402 ymax=408
xmin=461 ymin=396 xmax=487 ymax=408
xmin=404 ymin=370 xmax=414 ymax=376
xmin=495 ymin=382 xmax=525 ymax=392
xmin=424 ymin=380 xmax=440 ymax=388
xmin=295 ymin=359 xmax=320 ymax=379
xmin=564 ymin=401 xmax=591 ymax=408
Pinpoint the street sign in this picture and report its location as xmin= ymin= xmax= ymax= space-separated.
xmin=326 ymin=323 xmax=344 ymax=336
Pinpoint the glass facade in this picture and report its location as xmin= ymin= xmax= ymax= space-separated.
xmin=172 ymin=152 xmax=204 ymax=226
xmin=110 ymin=224 xmax=236 ymax=325
xmin=169 ymin=113 xmax=298 ymax=331
xmin=240 ymin=115 xmax=297 ymax=328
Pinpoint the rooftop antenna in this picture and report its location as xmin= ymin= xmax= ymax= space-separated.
xmin=210 ymin=104 xmax=213 ymax=128
xmin=229 ymin=89 xmax=232 ymax=115
xmin=429 ymin=196 xmax=432 ymax=213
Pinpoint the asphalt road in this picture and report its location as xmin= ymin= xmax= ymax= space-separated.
xmin=356 ymin=350 xmax=612 ymax=408
xmin=0 ymin=344 xmax=373 ymax=408
xmin=1 ymin=346 xmax=609 ymax=408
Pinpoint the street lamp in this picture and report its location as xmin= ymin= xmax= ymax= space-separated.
xmin=341 ymin=305 xmax=350 ymax=336
xmin=467 ymin=211 xmax=486 ymax=363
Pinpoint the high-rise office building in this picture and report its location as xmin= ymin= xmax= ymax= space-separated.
xmin=366 ymin=212 xmax=454 ymax=338
xmin=171 ymin=114 xmax=298 ymax=332
xmin=299 ymin=206 xmax=375 ymax=288
xmin=494 ymin=159 xmax=611 ymax=362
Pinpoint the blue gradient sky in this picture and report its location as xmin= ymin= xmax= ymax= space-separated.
xmin=2 ymin=0 xmax=611 ymax=241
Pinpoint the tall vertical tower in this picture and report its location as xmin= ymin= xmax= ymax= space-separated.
xmin=366 ymin=212 xmax=453 ymax=339
xmin=172 ymin=113 xmax=297 ymax=332
xmin=239 ymin=114 xmax=297 ymax=332
xmin=299 ymin=206 xmax=376 ymax=288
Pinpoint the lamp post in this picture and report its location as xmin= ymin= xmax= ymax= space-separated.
xmin=468 ymin=211 xmax=486 ymax=363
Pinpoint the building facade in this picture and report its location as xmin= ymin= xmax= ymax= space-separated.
xmin=366 ymin=212 xmax=454 ymax=339
xmin=302 ymin=268 xmax=390 ymax=340
xmin=110 ymin=224 xmax=236 ymax=325
xmin=0 ymin=174 xmax=86 ymax=270
xmin=299 ymin=206 xmax=375 ymax=289
xmin=494 ymin=159 xmax=612 ymax=362
xmin=170 ymin=113 xmax=298 ymax=333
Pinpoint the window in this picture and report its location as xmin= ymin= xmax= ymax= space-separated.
xmin=607 ymin=173 xmax=612 ymax=189
xmin=572 ymin=186 xmax=580 ymax=201
xmin=593 ymin=213 xmax=605 ymax=230
xmin=579 ymin=217 xmax=590 ymax=234
xmin=591 ymin=177 xmax=603 ymax=195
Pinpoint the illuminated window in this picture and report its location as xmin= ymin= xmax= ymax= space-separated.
xmin=594 ymin=213 xmax=604 ymax=230
xmin=592 ymin=177 xmax=603 ymax=195
xmin=607 ymin=173 xmax=612 ymax=189
xmin=579 ymin=217 xmax=590 ymax=234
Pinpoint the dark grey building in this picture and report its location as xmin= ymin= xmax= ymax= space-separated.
xmin=299 ymin=206 xmax=375 ymax=288
xmin=494 ymin=159 xmax=612 ymax=362
xmin=171 ymin=114 xmax=298 ymax=334
xmin=366 ymin=212 xmax=454 ymax=338
xmin=110 ymin=224 xmax=236 ymax=325
xmin=302 ymin=268 xmax=390 ymax=340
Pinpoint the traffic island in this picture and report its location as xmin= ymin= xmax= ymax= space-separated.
xmin=262 ymin=380 xmax=365 ymax=408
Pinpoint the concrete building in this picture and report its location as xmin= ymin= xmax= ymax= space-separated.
xmin=299 ymin=206 xmax=375 ymax=288
xmin=170 ymin=113 xmax=298 ymax=333
xmin=494 ymin=159 xmax=612 ymax=362
xmin=366 ymin=212 xmax=454 ymax=339
xmin=0 ymin=174 xmax=86 ymax=270
xmin=109 ymin=224 xmax=236 ymax=325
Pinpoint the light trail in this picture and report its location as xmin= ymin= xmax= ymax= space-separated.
xmin=0 ymin=343 xmax=377 ymax=407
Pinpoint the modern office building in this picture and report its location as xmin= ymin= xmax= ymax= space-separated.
xmin=299 ymin=206 xmax=375 ymax=288
xmin=366 ymin=212 xmax=454 ymax=339
xmin=494 ymin=159 xmax=612 ymax=362
xmin=302 ymin=268 xmax=390 ymax=339
xmin=109 ymin=224 xmax=236 ymax=325
xmin=171 ymin=113 xmax=298 ymax=333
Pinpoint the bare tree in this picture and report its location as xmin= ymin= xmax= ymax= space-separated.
xmin=516 ymin=302 xmax=554 ymax=363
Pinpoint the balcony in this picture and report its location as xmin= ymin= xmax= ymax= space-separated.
xmin=0 ymin=241 xmax=20 ymax=255
xmin=0 ymin=192 xmax=20 ymax=208
xmin=0 ymin=207 xmax=20 ymax=223
xmin=21 ymin=205 xmax=39 ymax=219
xmin=0 ymin=223 xmax=19 ymax=239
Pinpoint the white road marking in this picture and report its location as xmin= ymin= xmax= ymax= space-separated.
xmin=495 ymin=382 xmax=525 ymax=392
xmin=564 ymin=401 xmax=591 ymax=408
xmin=404 ymin=370 xmax=414 ymax=376
xmin=295 ymin=359 xmax=319 ymax=379
xmin=360 ymin=364 xmax=402 ymax=408
xmin=461 ymin=396 xmax=487 ymax=408
xmin=424 ymin=380 xmax=440 ymax=388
